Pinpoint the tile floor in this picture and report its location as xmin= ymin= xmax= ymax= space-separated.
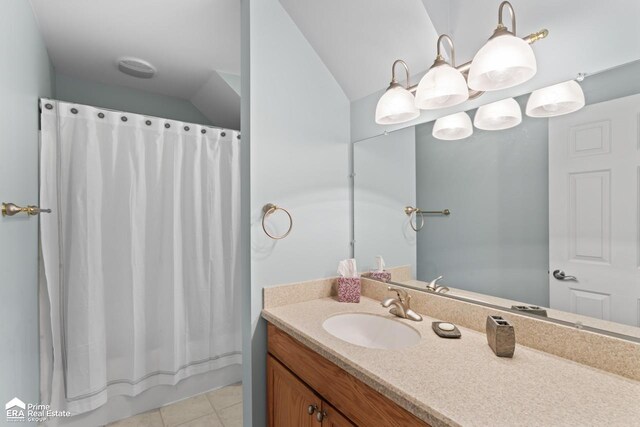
xmin=108 ymin=383 xmax=242 ymax=427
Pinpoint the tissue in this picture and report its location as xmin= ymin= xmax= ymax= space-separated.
xmin=337 ymin=258 xmax=358 ymax=278
xmin=369 ymin=255 xmax=391 ymax=283
xmin=337 ymin=258 xmax=360 ymax=303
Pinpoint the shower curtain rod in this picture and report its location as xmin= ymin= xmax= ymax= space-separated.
xmin=38 ymin=97 xmax=240 ymax=133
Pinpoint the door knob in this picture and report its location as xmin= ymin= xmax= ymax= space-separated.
xmin=316 ymin=410 xmax=327 ymax=422
xmin=307 ymin=404 xmax=317 ymax=415
xmin=2 ymin=202 xmax=51 ymax=217
xmin=552 ymin=270 xmax=577 ymax=281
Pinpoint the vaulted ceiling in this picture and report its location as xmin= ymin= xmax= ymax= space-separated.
xmin=28 ymin=0 xmax=640 ymax=129
xmin=278 ymin=0 xmax=440 ymax=101
xmin=29 ymin=0 xmax=241 ymax=129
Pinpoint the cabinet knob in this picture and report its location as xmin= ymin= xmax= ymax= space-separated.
xmin=316 ymin=410 xmax=327 ymax=422
xmin=307 ymin=404 xmax=317 ymax=415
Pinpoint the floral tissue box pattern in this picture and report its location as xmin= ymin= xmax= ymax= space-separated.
xmin=337 ymin=277 xmax=361 ymax=303
xmin=368 ymin=271 xmax=392 ymax=282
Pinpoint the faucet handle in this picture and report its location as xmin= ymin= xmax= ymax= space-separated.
xmin=387 ymin=286 xmax=409 ymax=304
xmin=427 ymin=275 xmax=444 ymax=291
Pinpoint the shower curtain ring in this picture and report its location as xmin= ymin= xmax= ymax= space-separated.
xmin=262 ymin=203 xmax=293 ymax=240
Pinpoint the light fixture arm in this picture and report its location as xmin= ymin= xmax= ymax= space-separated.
xmin=406 ymin=28 xmax=548 ymax=93
xmin=376 ymin=0 xmax=549 ymax=124
xmin=377 ymin=1 xmax=549 ymax=125
xmin=390 ymin=59 xmax=411 ymax=88
xmin=436 ymin=34 xmax=456 ymax=67
xmin=498 ymin=1 xmax=516 ymax=35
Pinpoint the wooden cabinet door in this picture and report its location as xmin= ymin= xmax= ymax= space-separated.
xmin=321 ymin=402 xmax=356 ymax=427
xmin=268 ymin=354 xmax=321 ymax=427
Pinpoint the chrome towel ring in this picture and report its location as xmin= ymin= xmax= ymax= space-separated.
xmin=262 ymin=203 xmax=293 ymax=240
xmin=404 ymin=206 xmax=450 ymax=232
xmin=405 ymin=206 xmax=425 ymax=231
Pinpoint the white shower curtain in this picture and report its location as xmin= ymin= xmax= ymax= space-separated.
xmin=39 ymin=99 xmax=242 ymax=415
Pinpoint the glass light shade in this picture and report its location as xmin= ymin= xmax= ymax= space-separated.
xmin=375 ymin=85 xmax=420 ymax=125
xmin=468 ymin=34 xmax=537 ymax=91
xmin=432 ymin=112 xmax=473 ymax=140
xmin=415 ymin=64 xmax=469 ymax=110
xmin=474 ymin=97 xmax=522 ymax=130
xmin=526 ymin=80 xmax=585 ymax=117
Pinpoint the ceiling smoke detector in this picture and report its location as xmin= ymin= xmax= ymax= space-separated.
xmin=117 ymin=57 xmax=156 ymax=79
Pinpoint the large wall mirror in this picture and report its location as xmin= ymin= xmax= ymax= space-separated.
xmin=354 ymin=58 xmax=640 ymax=341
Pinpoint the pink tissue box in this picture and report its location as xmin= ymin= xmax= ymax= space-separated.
xmin=368 ymin=271 xmax=392 ymax=283
xmin=337 ymin=277 xmax=361 ymax=303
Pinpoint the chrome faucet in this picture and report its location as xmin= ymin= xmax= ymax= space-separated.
xmin=381 ymin=287 xmax=423 ymax=322
xmin=426 ymin=275 xmax=449 ymax=294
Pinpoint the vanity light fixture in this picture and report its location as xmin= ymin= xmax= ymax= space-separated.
xmin=432 ymin=112 xmax=473 ymax=141
xmin=467 ymin=2 xmax=538 ymax=91
xmin=414 ymin=35 xmax=469 ymax=110
xmin=474 ymin=97 xmax=522 ymax=130
xmin=525 ymin=80 xmax=585 ymax=117
xmin=375 ymin=60 xmax=420 ymax=125
xmin=375 ymin=1 xmax=548 ymax=125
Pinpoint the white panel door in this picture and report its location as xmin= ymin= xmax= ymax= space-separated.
xmin=549 ymin=93 xmax=640 ymax=327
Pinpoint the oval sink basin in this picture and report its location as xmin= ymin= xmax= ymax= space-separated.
xmin=322 ymin=313 xmax=421 ymax=350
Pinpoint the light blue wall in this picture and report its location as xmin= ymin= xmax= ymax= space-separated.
xmin=354 ymin=128 xmax=417 ymax=276
xmin=416 ymin=96 xmax=550 ymax=306
xmin=580 ymin=60 xmax=640 ymax=105
xmin=0 ymin=0 xmax=54 ymax=420
xmin=242 ymin=0 xmax=351 ymax=425
xmin=55 ymin=73 xmax=212 ymax=125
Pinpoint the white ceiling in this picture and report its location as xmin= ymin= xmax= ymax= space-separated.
xmin=278 ymin=0 xmax=439 ymax=101
xmin=191 ymin=71 xmax=241 ymax=129
xmin=29 ymin=0 xmax=240 ymax=127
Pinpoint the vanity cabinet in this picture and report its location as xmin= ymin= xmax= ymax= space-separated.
xmin=268 ymin=354 xmax=354 ymax=427
xmin=267 ymin=323 xmax=430 ymax=427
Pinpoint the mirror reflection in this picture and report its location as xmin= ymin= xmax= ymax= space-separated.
xmin=355 ymin=58 xmax=640 ymax=339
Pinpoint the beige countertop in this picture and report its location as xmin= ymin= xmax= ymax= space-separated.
xmin=262 ymin=296 xmax=640 ymax=427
